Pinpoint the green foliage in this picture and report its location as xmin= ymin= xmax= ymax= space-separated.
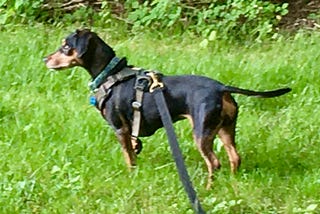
xmin=59 ymin=7 xmax=94 ymax=27
xmin=0 ymin=0 xmax=289 ymax=41
xmin=0 ymin=0 xmax=43 ymax=24
xmin=126 ymin=0 xmax=183 ymax=30
xmin=125 ymin=0 xmax=288 ymax=41
xmin=308 ymin=11 xmax=320 ymax=24
xmin=1 ymin=26 xmax=320 ymax=213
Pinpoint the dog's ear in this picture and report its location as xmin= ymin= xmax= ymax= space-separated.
xmin=76 ymin=29 xmax=91 ymax=35
xmin=74 ymin=29 xmax=93 ymax=58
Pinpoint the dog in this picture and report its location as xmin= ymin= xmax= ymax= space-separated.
xmin=44 ymin=29 xmax=291 ymax=188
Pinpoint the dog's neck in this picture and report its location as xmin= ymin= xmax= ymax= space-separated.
xmin=82 ymin=42 xmax=116 ymax=78
xmin=82 ymin=38 xmax=129 ymax=91
xmin=80 ymin=36 xmax=128 ymax=79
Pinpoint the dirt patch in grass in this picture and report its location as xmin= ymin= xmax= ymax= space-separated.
xmin=275 ymin=0 xmax=320 ymax=30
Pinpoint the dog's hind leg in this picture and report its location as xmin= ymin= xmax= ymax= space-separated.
xmin=192 ymin=103 xmax=222 ymax=189
xmin=218 ymin=92 xmax=241 ymax=173
xmin=194 ymin=132 xmax=220 ymax=189
xmin=218 ymin=122 xmax=241 ymax=173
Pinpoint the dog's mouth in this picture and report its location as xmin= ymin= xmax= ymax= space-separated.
xmin=45 ymin=61 xmax=74 ymax=70
xmin=44 ymin=62 xmax=67 ymax=70
xmin=44 ymin=61 xmax=73 ymax=71
xmin=44 ymin=50 xmax=82 ymax=70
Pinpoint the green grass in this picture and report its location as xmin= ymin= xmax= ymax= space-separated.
xmin=1 ymin=25 xmax=320 ymax=213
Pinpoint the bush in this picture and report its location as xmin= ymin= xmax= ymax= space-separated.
xmin=0 ymin=0 xmax=289 ymax=41
xmin=125 ymin=0 xmax=288 ymax=41
xmin=0 ymin=0 xmax=44 ymax=24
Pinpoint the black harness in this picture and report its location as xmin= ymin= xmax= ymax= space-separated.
xmin=90 ymin=67 xmax=162 ymax=144
xmin=90 ymin=67 xmax=140 ymax=110
xmin=90 ymin=64 xmax=205 ymax=214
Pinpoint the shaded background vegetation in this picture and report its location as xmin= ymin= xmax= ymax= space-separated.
xmin=1 ymin=0 xmax=320 ymax=40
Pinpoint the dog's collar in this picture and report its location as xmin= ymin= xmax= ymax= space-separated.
xmin=88 ymin=56 xmax=121 ymax=91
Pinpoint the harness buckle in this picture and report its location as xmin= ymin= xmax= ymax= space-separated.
xmin=134 ymin=74 xmax=151 ymax=91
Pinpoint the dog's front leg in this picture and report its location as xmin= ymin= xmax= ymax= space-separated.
xmin=116 ymin=128 xmax=137 ymax=168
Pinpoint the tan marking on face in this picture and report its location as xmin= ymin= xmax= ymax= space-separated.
xmin=45 ymin=49 xmax=83 ymax=70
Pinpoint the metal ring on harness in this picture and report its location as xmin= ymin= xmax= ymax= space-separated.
xmin=132 ymin=101 xmax=141 ymax=110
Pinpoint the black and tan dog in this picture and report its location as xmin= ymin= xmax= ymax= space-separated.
xmin=44 ymin=29 xmax=291 ymax=188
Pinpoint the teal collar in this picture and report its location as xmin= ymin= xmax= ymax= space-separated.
xmin=88 ymin=56 xmax=120 ymax=91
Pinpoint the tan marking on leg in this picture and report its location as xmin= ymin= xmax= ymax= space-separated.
xmin=218 ymin=124 xmax=241 ymax=173
xmin=131 ymin=138 xmax=139 ymax=152
xmin=194 ymin=132 xmax=221 ymax=189
xmin=181 ymin=114 xmax=194 ymax=129
xmin=219 ymin=92 xmax=240 ymax=173
xmin=220 ymin=92 xmax=237 ymax=119
xmin=116 ymin=128 xmax=136 ymax=168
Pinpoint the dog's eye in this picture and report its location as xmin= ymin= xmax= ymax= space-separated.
xmin=60 ymin=45 xmax=72 ymax=55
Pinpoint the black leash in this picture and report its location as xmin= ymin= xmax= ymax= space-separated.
xmin=152 ymin=87 xmax=206 ymax=214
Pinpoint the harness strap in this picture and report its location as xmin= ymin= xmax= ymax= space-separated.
xmin=95 ymin=84 xmax=111 ymax=110
xmin=131 ymin=73 xmax=152 ymax=139
xmin=103 ymin=67 xmax=140 ymax=91
xmin=131 ymin=89 xmax=144 ymax=138
xmin=93 ymin=67 xmax=139 ymax=110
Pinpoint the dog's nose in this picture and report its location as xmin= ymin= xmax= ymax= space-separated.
xmin=43 ymin=57 xmax=48 ymax=63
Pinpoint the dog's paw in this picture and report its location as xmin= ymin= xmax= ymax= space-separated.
xmin=133 ymin=138 xmax=143 ymax=155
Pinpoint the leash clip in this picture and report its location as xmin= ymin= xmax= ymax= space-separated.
xmin=146 ymin=71 xmax=164 ymax=92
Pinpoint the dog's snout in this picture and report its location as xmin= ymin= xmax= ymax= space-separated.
xmin=43 ymin=55 xmax=53 ymax=64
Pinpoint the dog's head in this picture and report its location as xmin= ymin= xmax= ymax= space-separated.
xmin=44 ymin=29 xmax=114 ymax=70
xmin=44 ymin=29 xmax=91 ymax=69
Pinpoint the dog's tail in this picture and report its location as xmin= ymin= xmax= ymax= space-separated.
xmin=224 ymin=85 xmax=291 ymax=98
